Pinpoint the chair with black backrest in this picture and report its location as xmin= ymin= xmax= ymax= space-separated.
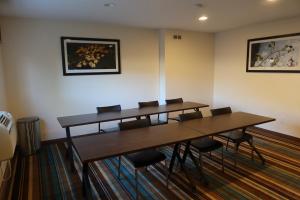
xmin=118 ymin=118 xmax=167 ymax=199
xmin=96 ymin=105 xmax=122 ymax=133
xmin=138 ymin=100 xmax=167 ymax=126
xmin=179 ymin=111 xmax=224 ymax=172
xmin=165 ymin=98 xmax=184 ymax=122
xmin=211 ymin=107 xmax=255 ymax=167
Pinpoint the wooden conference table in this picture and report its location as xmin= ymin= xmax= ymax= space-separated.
xmin=57 ymin=102 xmax=208 ymax=171
xmin=72 ymin=112 xmax=275 ymax=195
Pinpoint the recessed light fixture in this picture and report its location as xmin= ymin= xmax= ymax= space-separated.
xmin=198 ymin=15 xmax=208 ymax=21
xmin=195 ymin=3 xmax=203 ymax=8
xmin=266 ymin=0 xmax=278 ymax=2
xmin=104 ymin=2 xmax=116 ymax=7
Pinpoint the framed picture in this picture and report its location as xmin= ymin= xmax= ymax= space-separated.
xmin=61 ymin=37 xmax=121 ymax=75
xmin=246 ymin=33 xmax=300 ymax=73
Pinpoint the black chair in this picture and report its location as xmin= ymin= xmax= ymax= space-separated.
xmin=179 ymin=111 xmax=224 ymax=172
xmin=118 ymin=119 xmax=167 ymax=199
xmin=96 ymin=105 xmax=121 ymax=133
xmin=211 ymin=107 xmax=257 ymax=167
xmin=138 ymin=100 xmax=167 ymax=126
xmin=165 ymin=98 xmax=184 ymax=122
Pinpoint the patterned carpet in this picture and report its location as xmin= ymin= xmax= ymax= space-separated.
xmin=1 ymin=130 xmax=300 ymax=200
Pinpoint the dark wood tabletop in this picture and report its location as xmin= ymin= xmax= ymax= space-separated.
xmin=180 ymin=112 xmax=275 ymax=134
xmin=72 ymin=122 xmax=204 ymax=163
xmin=72 ymin=112 xmax=275 ymax=164
xmin=57 ymin=102 xmax=208 ymax=128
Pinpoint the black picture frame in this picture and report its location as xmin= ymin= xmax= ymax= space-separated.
xmin=61 ymin=37 xmax=121 ymax=76
xmin=246 ymin=32 xmax=300 ymax=73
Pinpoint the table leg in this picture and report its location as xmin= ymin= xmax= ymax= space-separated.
xmin=182 ymin=141 xmax=190 ymax=164
xmin=242 ymin=128 xmax=265 ymax=165
xmin=167 ymin=143 xmax=196 ymax=190
xmin=183 ymin=142 xmax=208 ymax=185
xmin=82 ymin=163 xmax=90 ymax=197
xmin=66 ymin=127 xmax=75 ymax=173
xmin=168 ymin=144 xmax=179 ymax=175
xmin=247 ymin=140 xmax=265 ymax=165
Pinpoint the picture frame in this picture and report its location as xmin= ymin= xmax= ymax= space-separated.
xmin=61 ymin=37 xmax=121 ymax=75
xmin=246 ymin=32 xmax=300 ymax=73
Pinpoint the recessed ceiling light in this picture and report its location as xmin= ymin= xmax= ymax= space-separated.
xmin=198 ymin=15 xmax=208 ymax=21
xmin=195 ymin=3 xmax=204 ymax=8
xmin=266 ymin=0 xmax=278 ymax=2
xmin=104 ymin=3 xmax=116 ymax=7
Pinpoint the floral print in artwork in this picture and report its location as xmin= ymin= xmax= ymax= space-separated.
xmin=61 ymin=37 xmax=120 ymax=75
xmin=67 ymin=43 xmax=116 ymax=69
xmin=247 ymin=33 xmax=300 ymax=72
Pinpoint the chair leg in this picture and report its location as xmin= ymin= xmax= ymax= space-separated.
xmin=98 ymin=123 xmax=101 ymax=133
xmin=199 ymin=152 xmax=203 ymax=172
xmin=158 ymin=113 xmax=160 ymax=124
xmin=135 ymin=169 xmax=139 ymax=200
xmin=234 ymin=143 xmax=239 ymax=168
xmin=166 ymin=173 xmax=170 ymax=188
xmin=251 ymin=138 xmax=254 ymax=160
xmin=221 ymin=146 xmax=224 ymax=172
xmin=118 ymin=156 xmax=121 ymax=179
xmin=177 ymin=144 xmax=181 ymax=154
xmin=226 ymin=138 xmax=229 ymax=150
xmin=166 ymin=113 xmax=169 ymax=123
xmin=175 ymin=144 xmax=182 ymax=170
xmin=164 ymin=160 xmax=169 ymax=188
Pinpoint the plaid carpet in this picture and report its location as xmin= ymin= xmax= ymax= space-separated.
xmin=1 ymin=130 xmax=300 ymax=200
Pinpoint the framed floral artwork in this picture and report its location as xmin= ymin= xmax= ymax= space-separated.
xmin=246 ymin=33 xmax=300 ymax=73
xmin=61 ymin=37 xmax=121 ymax=75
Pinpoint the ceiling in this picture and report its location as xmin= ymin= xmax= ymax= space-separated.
xmin=0 ymin=0 xmax=300 ymax=32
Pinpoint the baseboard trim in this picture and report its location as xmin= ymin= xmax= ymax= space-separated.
xmin=248 ymin=127 xmax=300 ymax=146
xmin=41 ymin=132 xmax=100 ymax=145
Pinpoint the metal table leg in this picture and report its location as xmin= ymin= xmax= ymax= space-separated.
xmin=167 ymin=143 xmax=196 ymax=190
xmin=82 ymin=163 xmax=90 ymax=197
xmin=182 ymin=141 xmax=209 ymax=185
xmin=66 ymin=127 xmax=75 ymax=173
xmin=242 ymin=128 xmax=265 ymax=165
xmin=247 ymin=140 xmax=265 ymax=165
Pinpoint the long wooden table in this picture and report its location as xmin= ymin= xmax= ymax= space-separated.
xmin=72 ymin=112 xmax=275 ymax=195
xmin=73 ymin=123 xmax=207 ymax=195
xmin=57 ymin=102 xmax=208 ymax=171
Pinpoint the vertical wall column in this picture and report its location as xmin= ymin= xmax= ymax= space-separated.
xmin=158 ymin=29 xmax=214 ymax=107
xmin=159 ymin=30 xmax=166 ymax=104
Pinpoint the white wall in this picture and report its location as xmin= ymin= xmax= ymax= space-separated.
xmin=8 ymin=16 xmax=298 ymax=140
xmin=0 ymin=17 xmax=216 ymax=141
xmin=0 ymin=44 xmax=8 ymax=190
xmin=0 ymin=45 xmax=7 ymax=110
xmin=214 ymin=17 xmax=300 ymax=137
xmin=164 ymin=30 xmax=214 ymax=108
xmin=0 ymin=17 xmax=160 ymax=140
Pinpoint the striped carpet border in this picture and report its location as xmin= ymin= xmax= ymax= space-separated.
xmin=1 ymin=130 xmax=300 ymax=200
